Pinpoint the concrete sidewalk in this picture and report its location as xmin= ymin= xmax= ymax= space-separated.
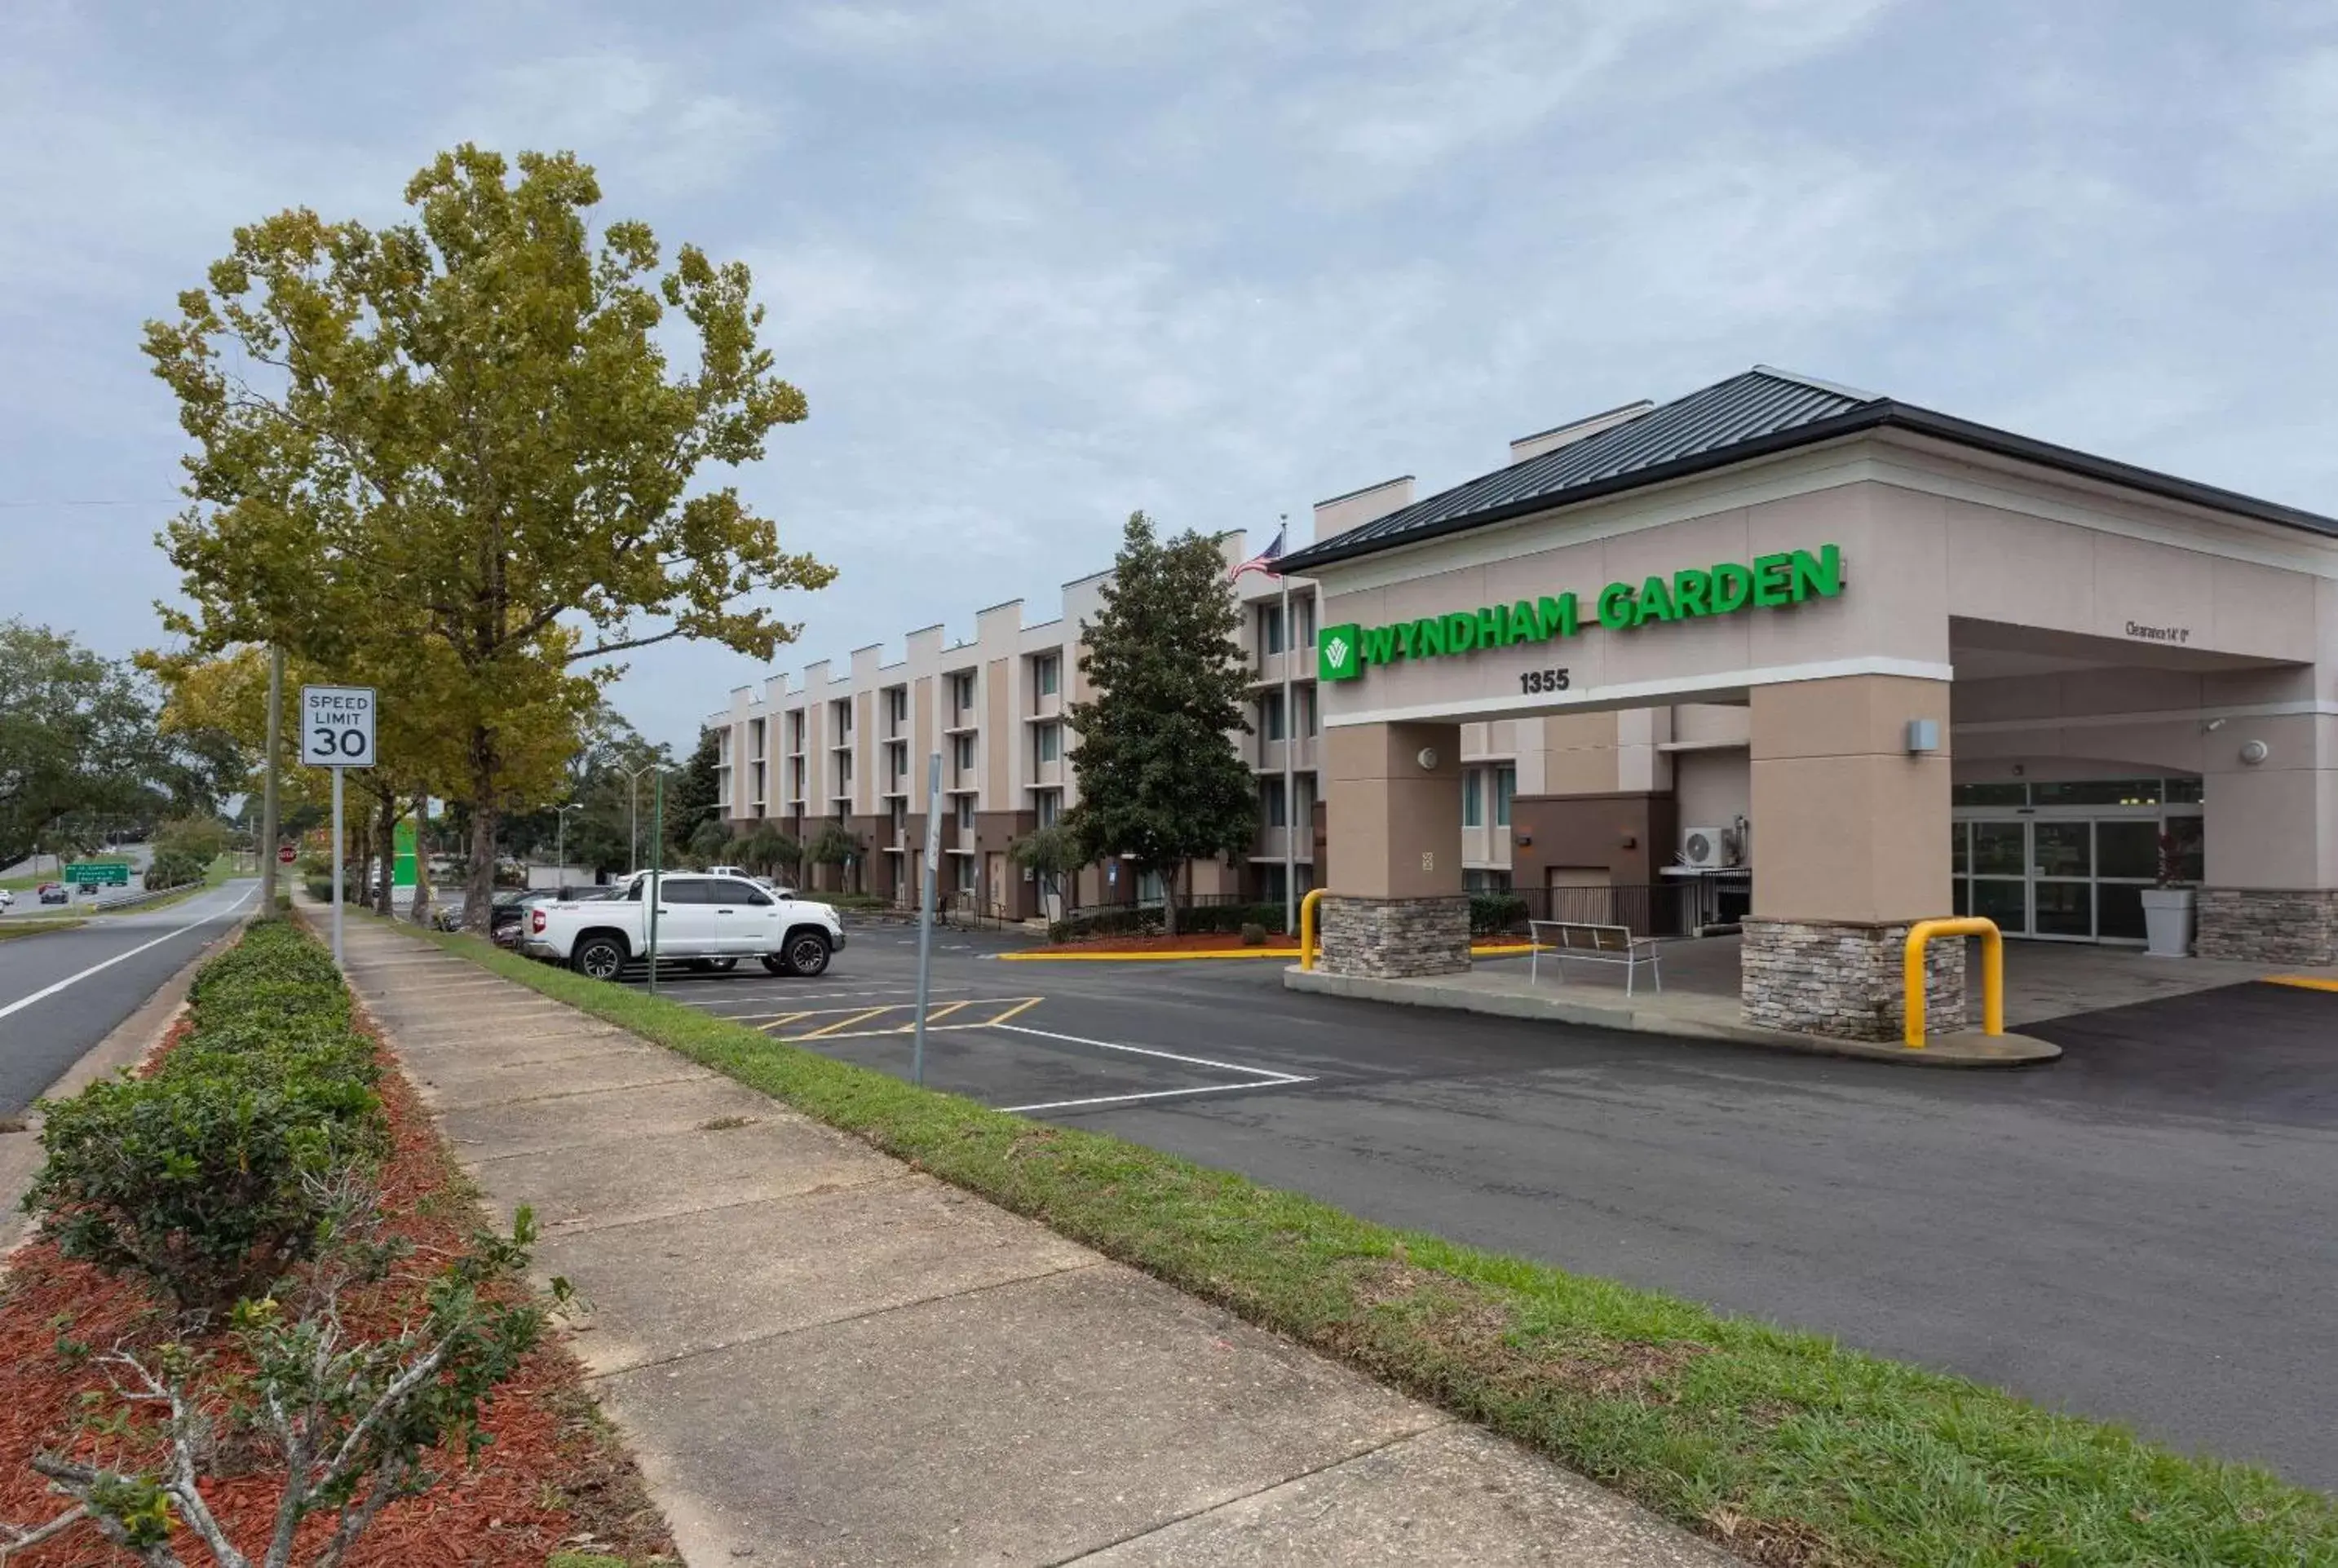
xmin=338 ymin=917 xmax=1735 ymax=1566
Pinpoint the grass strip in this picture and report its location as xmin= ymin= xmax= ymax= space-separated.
xmin=387 ymin=917 xmax=2337 ymax=1567
xmin=0 ymin=920 xmax=84 ymax=941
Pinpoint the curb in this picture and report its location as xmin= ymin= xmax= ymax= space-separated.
xmin=1000 ymin=943 xmax=1538 ymax=963
xmin=1282 ymin=965 xmax=2061 ymax=1068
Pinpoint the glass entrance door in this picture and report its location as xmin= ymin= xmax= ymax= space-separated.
xmin=1955 ymin=820 xmax=2031 ymax=936
xmin=1951 ymin=817 xmax=2172 ymax=944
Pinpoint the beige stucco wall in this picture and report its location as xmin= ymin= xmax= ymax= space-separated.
xmin=1751 ymin=674 xmax=1952 ymax=922
xmin=1325 ymin=722 xmax=1464 ymax=900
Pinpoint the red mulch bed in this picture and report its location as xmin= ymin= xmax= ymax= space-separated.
xmin=0 ymin=1018 xmax=674 ymax=1566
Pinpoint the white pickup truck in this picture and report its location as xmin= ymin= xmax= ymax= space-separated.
xmin=519 ymin=871 xmax=846 ymax=981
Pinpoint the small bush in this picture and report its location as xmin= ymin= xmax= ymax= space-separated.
xmin=1239 ymin=922 xmax=1267 ymax=947
xmin=24 ymin=921 xmax=386 ymax=1316
xmin=1047 ymin=901 xmax=1289 ymax=943
xmin=1469 ymin=893 xmax=1530 ymax=935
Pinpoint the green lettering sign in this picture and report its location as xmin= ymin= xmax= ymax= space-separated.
xmin=1315 ymin=543 xmax=1844 ymax=682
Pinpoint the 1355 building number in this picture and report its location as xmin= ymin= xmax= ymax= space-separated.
xmin=1518 ymin=668 xmax=1571 ymax=695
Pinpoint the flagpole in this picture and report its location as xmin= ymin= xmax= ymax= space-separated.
xmin=1281 ymin=555 xmax=1297 ymax=939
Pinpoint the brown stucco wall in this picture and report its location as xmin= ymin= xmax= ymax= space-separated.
xmin=1509 ymin=792 xmax=1677 ymax=889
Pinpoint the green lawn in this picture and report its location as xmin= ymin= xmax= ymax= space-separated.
xmin=0 ymin=919 xmax=84 ymax=941
xmin=390 ymin=917 xmax=2338 ymax=1567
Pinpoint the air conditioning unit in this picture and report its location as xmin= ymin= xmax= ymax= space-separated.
xmin=1678 ymin=826 xmax=1735 ymax=869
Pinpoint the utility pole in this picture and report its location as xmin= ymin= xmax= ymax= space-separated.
xmin=647 ymin=771 xmax=664 ymax=996
xmin=259 ymin=645 xmax=284 ymax=911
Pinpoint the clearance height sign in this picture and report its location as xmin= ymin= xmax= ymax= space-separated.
xmin=1316 ymin=543 xmax=1845 ymax=686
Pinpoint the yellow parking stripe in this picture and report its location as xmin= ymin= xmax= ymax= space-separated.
xmin=755 ymin=1010 xmax=815 ymax=1034
xmin=2264 ymin=975 xmax=2338 ymax=993
xmin=893 ymin=1000 xmax=971 ymax=1031
xmin=793 ymin=1005 xmax=896 ymax=1040
xmin=984 ymin=996 xmax=1044 ymax=1027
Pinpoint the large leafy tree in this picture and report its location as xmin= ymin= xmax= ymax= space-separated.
xmin=0 ymin=621 xmax=241 ymax=870
xmin=1063 ymin=513 xmax=1257 ymax=934
xmin=662 ymin=727 xmax=723 ymax=860
xmin=145 ymin=145 xmax=833 ymax=930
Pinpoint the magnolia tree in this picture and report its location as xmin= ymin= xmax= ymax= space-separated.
xmin=145 ymin=145 xmax=833 ymax=931
xmin=1063 ymin=513 xmax=1257 ymax=934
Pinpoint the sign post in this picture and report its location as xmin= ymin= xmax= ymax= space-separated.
xmin=911 ymin=751 xmax=943 ymax=1086
xmin=300 ymin=685 xmax=377 ymax=968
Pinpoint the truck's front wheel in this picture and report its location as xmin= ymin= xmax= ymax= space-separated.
xmin=570 ymin=934 xmax=628 ymax=982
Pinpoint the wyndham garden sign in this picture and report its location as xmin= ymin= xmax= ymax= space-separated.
xmin=1316 ymin=544 xmax=1844 ymax=684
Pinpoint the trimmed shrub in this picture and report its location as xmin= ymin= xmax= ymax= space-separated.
xmin=1469 ymin=893 xmax=1530 ymax=935
xmin=1239 ymin=922 xmax=1267 ymax=947
xmin=24 ymin=921 xmax=386 ymax=1315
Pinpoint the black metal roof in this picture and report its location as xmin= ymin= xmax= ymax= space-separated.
xmin=1277 ymin=366 xmax=2338 ymax=573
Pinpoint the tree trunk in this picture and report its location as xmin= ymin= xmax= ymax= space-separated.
xmin=409 ymin=831 xmax=434 ymax=926
xmin=372 ymin=793 xmax=397 ymax=917
xmin=462 ymin=731 xmax=500 ymax=934
xmin=1160 ymin=862 xmax=1178 ymax=937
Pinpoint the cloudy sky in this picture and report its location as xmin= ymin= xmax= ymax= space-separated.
xmin=4 ymin=0 xmax=2333 ymax=750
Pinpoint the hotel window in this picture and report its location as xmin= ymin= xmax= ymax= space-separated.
xmin=1259 ymin=779 xmax=1288 ymax=827
xmin=787 ymin=710 xmax=804 ymax=751
xmin=955 ymin=855 xmax=978 ymax=893
xmin=1035 ymin=789 xmax=1062 ymax=827
xmin=1495 ymin=765 xmax=1515 ymax=828
xmin=949 ymin=671 xmax=976 ymax=718
xmin=1259 ymin=690 xmax=1286 ymax=741
xmin=1035 ymin=722 xmax=1062 ymax=764
xmin=749 ymin=717 xmax=766 ymax=757
xmin=832 ymin=698 xmax=853 ymax=738
xmin=1294 ymin=772 xmax=1316 ymax=826
xmin=885 ymin=686 xmax=908 ymax=735
xmin=1297 ymin=685 xmax=1318 ymax=736
xmin=1293 ymin=593 xmax=1315 ymax=650
xmin=955 ymin=795 xmax=975 ymax=831
xmin=952 ymin=733 xmax=976 ymax=775
xmin=788 ymin=757 xmax=804 ymax=799
xmin=1034 ymin=654 xmax=1059 ymax=697
xmin=1258 ymin=604 xmax=1285 ymax=657
xmin=1461 ymin=770 xmax=1483 ymax=828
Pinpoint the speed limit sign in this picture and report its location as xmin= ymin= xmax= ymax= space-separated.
xmin=299 ymin=685 xmax=376 ymax=768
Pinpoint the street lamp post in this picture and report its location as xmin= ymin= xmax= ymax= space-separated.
xmin=621 ymin=762 xmax=660 ymax=872
xmin=555 ymin=804 xmax=585 ymax=892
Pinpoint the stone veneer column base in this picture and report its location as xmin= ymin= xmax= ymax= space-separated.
xmin=2195 ymin=888 xmax=2338 ymax=965
xmin=1741 ymin=917 xmax=1965 ymax=1043
xmin=1318 ymin=894 xmax=1471 ymax=979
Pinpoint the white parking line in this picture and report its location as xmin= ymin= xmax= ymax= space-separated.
xmin=992 ymin=1023 xmax=1306 ymax=1082
xmin=1000 ymin=1079 xmax=1315 ymax=1114
xmin=0 ymin=886 xmax=254 ymax=1023
xmin=987 ymin=1022 xmax=1313 ymax=1114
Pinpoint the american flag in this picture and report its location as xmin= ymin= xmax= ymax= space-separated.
xmin=1228 ymin=525 xmax=1285 ymax=582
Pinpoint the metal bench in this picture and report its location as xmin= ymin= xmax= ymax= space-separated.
xmin=1528 ymin=920 xmax=1663 ymax=996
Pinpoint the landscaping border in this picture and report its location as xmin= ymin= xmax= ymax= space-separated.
xmin=386 ymin=915 xmax=2338 ymax=1567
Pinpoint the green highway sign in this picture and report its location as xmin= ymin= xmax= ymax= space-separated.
xmin=1317 ymin=542 xmax=1845 ymax=682
xmin=63 ymin=862 xmax=130 ymax=886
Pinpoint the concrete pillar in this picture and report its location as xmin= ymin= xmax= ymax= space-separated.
xmin=1741 ymin=674 xmax=1962 ymax=1040
xmin=2196 ymin=706 xmax=2338 ymax=964
xmin=1319 ymin=721 xmax=1470 ymax=978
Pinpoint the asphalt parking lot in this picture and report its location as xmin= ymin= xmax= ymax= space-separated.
xmin=604 ymin=925 xmax=2338 ymax=1491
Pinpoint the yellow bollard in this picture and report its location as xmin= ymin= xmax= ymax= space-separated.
xmin=1903 ymin=917 xmax=2003 ymax=1049
xmin=1299 ymin=886 xmax=1326 ymax=971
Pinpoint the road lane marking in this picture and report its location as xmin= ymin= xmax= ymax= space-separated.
xmin=999 ymin=1078 xmax=1316 ymax=1115
xmin=793 ymin=1005 xmax=896 ymax=1040
xmin=0 ymin=886 xmax=254 ymax=1023
xmin=991 ymin=1023 xmax=1300 ymax=1081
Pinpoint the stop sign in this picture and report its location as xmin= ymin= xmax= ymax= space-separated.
xmin=277 ymin=846 xmax=296 ymax=864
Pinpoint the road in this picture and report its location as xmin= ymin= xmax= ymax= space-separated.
xmin=616 ymin=926 xmax=2338 ymax=1491
xmin=0 ymin=878 xmax=258 ymax=1115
